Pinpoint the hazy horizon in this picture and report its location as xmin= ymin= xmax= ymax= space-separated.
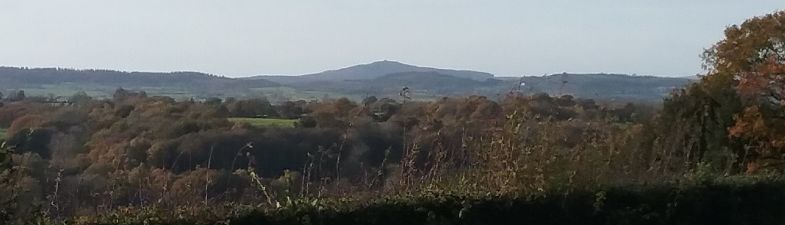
xmin=0 ymin=60 xmax=699 ymax=78
xmin=1 ymin=0 xmax=782 ymax=77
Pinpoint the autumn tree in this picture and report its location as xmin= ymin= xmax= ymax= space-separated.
xmin=660 ymin=10 xmax=785 ymax=173
xmin=704 ymin=11 xmax=785 ymax=172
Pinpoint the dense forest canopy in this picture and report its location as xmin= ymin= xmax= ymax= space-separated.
xmin=0 ymin=88 xmax=666 ymax=222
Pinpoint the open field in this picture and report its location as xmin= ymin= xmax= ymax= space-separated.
xmin=0 ymin=127 xmax=6 ymax=140
xmin=2 ymin=85 xmax=196 ymax=100
xmin=228 ymin=117 xmax=298 ymax=127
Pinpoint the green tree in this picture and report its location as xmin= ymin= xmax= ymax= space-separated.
xmin=68 ymin=91 xmax=92 ymax=104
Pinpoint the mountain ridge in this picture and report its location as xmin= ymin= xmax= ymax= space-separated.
xmin=0 ymin=63 xmax=692 ymax=101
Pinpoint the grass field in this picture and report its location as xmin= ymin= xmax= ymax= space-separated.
xmin=11 ymin=84 xmax=202 ymax=101
xmin=228 ymin=117 xmax=297 ymax=128
xmin=0 ymin=128 xmax=7 ymax=141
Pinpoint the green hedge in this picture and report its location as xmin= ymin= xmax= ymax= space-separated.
xmin=64 ymin=182 xmax=785 ymax=225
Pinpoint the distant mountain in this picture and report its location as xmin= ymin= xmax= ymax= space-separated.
xmin=0 ymin=67 xmax=279 ymax=98
xmin=257 ymin=69 xmax=691 ymax=101
xmin=374 ymin=71 xmax=500 ymax=88
xmin=510 ymin=73 xmax=692 ymax=101
xmin=681 ymin=75 xmax=702 ymax=80
xmin=0 ymin=65 xmax=693 ymax=102
xmin=254 ymin=60 xmax=494 ymax=84
xmin=306 ymin=71 xmax=503 ymax=97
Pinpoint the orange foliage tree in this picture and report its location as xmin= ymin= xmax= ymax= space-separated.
xmin=703 ymin=11 xmax=785 ymax=171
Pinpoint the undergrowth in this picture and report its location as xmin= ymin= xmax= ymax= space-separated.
xmin=41 ymin=175 xmax=785 ymax=225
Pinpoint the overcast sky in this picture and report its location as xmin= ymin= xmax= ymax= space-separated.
xmin=0 ymin=1 xmax=782 ymax=77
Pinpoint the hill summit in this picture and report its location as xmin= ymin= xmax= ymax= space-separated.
xmin=260 ymin=60 xmax=494 ymax=84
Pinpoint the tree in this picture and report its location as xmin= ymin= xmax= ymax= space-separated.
xmin=705 ymin=11 xmax=785 ymax=172
xmin=113 ymin=88 xmax=146 ymax=101
xmin=68 ymin=91 xmax=92 ymax=104
xmin=665 ymin=10 xmax=785 ymax=173
xmin=204 ymin=97 xmax=222 ymax=105
xmin=226 ymin=98 xmax=278 ymax=118
xmin=362 ymin=96 xmax=378 ymax=107
xmin=7 ymin=90 xmax=25 ymax=102
xmin=276 ymin=101 xmax=305 ymax=119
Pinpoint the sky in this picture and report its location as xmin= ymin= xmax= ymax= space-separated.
xmin=0 ymin=1 xmax=782 ymax=77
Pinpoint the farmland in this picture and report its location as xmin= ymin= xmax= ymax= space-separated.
xmin=228 ymin=117 xmax=298 ymax=128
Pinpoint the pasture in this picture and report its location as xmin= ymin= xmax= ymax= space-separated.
xmin=228 ymin=117 xmax=297 ymax=128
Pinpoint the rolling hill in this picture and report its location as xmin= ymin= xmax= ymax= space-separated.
xmin=253 ymin=60 xmax=494 ymax=84
xmin=0 ymin=63 xmax=693 ymax=101
xmin=513 ymin=73 xmax=691 ymax=101
xmin=0 ymin=67 xmax=279 ymax=98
